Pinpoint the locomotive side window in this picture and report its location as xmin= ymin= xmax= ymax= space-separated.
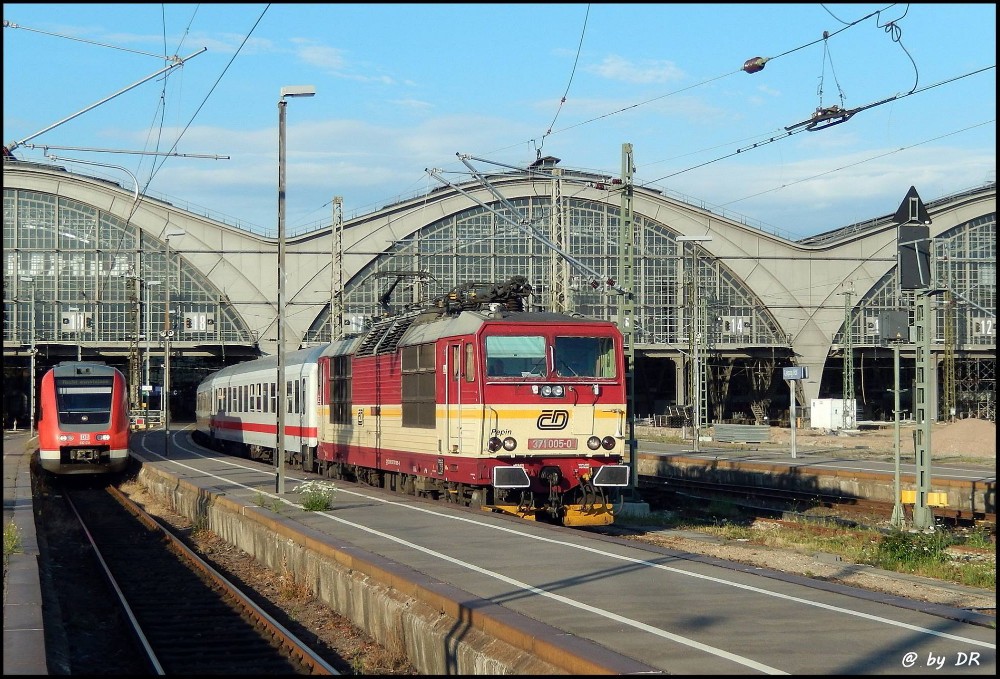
xmin=329 ymin=355 xmax=352 ymax=425
xmin=485 ymin=335 xmax=545 ymax=377
xmin=553 ymin=336 xmax=617 ymax=378
xmin=465 ymin=343 xmax=475 ymax=382
xmin=401 ymin=343 xmax=436 ymax=428
xmin=54 ymin=376 xmax=114 ymax=425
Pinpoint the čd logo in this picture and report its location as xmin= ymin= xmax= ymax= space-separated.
xmin=537 ymin=410 xmax=568 ymax=430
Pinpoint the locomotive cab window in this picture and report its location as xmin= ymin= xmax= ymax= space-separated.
xmin=554 ymin=336 xmax=617 ymax=378
xmin=485 ymin=335 xmax=545 ymax=377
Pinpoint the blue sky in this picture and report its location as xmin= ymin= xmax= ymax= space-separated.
xmin=3 ymin=3 xmax=995 ymax=238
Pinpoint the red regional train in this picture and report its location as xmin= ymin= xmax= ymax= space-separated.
xmin=195 ymin=277 xmax=631 ymax=526
xmin=36 ymin=362 xmax=131 ymax=475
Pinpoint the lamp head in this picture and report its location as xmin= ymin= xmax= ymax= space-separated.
xmin=280 ymin=85 xmax=316 ymax=99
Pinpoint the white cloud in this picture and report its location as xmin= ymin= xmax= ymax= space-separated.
xmin=294 ymin=41 xmax=348 ymax=70
xmin=586 ymin=55 xmax=685 ymax=84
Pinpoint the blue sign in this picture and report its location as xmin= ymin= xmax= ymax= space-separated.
xmin=782 ymin=366 xmax=808 ymax=380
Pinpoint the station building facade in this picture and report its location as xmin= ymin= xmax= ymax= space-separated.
xmin=3 ymin=156 xmax=995 ymax=427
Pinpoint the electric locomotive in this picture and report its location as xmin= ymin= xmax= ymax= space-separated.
xmin=36 ymin=361 xmax=131 ymax=475
xmin=195 ymin=276 xmax=630 ymax=526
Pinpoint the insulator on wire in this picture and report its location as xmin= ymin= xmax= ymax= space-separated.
xmin=742 ymin=56 xmax=767 ymax=74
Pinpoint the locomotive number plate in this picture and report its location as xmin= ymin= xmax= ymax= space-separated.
xmin=527 ymin=438 xmax=577 ymax=450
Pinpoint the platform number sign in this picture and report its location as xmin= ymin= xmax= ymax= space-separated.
xmin=782 ymin=366 xmax=808 ymax=381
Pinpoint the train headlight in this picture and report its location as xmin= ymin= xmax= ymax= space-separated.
xmin=58 ymin=434 xmax=72 ymax=442
xmin=96 ymin=434 xmax=111 ymax=441
xmin=502 ymin=437 xmax=517 ymax=451
xmin=488 ymin=437 xmax=503 ymax=452
xmin=587 ymin=436 xmax=602 ymax=450
xmin=538 ymin=384 xmax=565 ymax=397
xmin=551 ymin=385 xmax=564 ymax=397
xmin=601 ymin=436 xmax=616 ymax=450
xmin=540 ymin=385 xmax=553 ymax=397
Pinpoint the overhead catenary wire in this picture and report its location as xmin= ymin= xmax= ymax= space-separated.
xmin=490 ymin=3 xmax=895 ymax=161
xmin=534 ymin=3 xmax=590 ymax=159
xmin=637 ymin=66 xmax=994 ymax=190
xmin=434 ymin=2 xmax=965 ymax=224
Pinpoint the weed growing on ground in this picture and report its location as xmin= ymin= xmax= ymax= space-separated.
xmin=4 ymin=519 xmax=23 ymax=562
xmin=296 ymin=480 xmax=338 ymax=511
xmin=681 ymin=514 xmax=993 ymax=590
xmin=253 ymin=492 xmax=283 ymax=513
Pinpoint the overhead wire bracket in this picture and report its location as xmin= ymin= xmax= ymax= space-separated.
xmin=426 ymin=159 xmax=626 ymax=295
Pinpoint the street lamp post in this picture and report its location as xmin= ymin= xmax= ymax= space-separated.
xmin=677 ymin=235 xmax=712 ymax=452
xmin=145 ymin=280 xmax=161 ymax=430
xmin=276 ymin=84 xmax=316 ymax=494
xmin=161 ymin=230 xmax=185 ymax=456
xmin=20 ymin=277 xmax=36 ymax=436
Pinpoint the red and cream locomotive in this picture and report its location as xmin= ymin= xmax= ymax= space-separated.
xmin=196 ymin=277 xmax=630 ymax=526
xmin=36 ymin=362 xmax=131 ymax=475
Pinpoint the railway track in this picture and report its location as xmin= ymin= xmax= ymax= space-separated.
xmin=638 ymin=475 xmax=997 ymax=529
xmin=33 ymin=473 xmax=338 ymax=675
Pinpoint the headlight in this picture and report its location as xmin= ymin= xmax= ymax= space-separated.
xmin=587 ymin=436 xmax=602 ymax=450
xmin=601 ymin=436 xmax=616 ymax=450
xmin=539 ymin=384 xmax=564 ymax=398
xmin=96 ymin=434 xmax=111 ymax=441
xmin=488 ymin=437 xmax=502 ymax=452
xmin=59 ymin=434 xmax=72 ymax=442
xmin=502 ymin=437 xmax=517 ymax=451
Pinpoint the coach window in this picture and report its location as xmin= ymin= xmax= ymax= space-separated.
xmin=294 ymin=379 xmax=301 ymax=414
xmin=286 ymin=380 xmax=293 ymax=414
xmin=401 ymin=342 xmax=436 ymax=428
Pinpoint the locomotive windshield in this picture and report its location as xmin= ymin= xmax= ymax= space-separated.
xmin=484 ymin=335 xmax=617 ymax=378
xmin=554 ymin=336 xmax=616 ymax=378
xmin=55 ymin=376 xmax=114 ymax=424
xmin=485 ymin=336 xmax=545 ymax=377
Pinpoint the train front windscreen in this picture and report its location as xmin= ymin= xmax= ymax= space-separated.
xmin=55 ymin=376 xmax=115 ymax=425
